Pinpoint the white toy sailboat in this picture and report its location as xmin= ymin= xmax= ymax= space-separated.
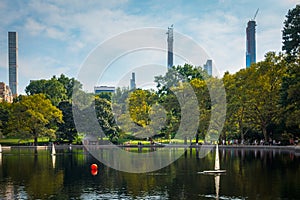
xmin=200 ymin=144 xmax=226 ymax=174
xmin=51 ymin=143 xmax=56 ymax=155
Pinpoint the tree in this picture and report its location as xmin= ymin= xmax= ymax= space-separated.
xmin=154 ymin=64 xmax=207 ymax=95
xmin=94 ymin=96 xmax=120 ymax=143
xmin=7 ymin=94 xmax=63 ymax=145
xmin=223 ymin=71 xmax=252 ymax=142
xmin=280 ymin=55 xmax=300 ymax=137
xmin=128 ymin=89 xmax=157 ymax=127
xmin=190 ymin=78 xmax=211 ymax=140
xmin=57 ymin=74 xmax=82 ymax=100
xmin=0 ymin=102 xmax=10 ymax=138
xmin=56 ymin=101 xmax=77 ymax=143
xmin=154 ymin=64 xmax=207 ymax=140
xmin=282 ymin=5 xmax=300 ymax=59
xmin=240 ymin=52 xmax=286 ymax=141
xmin=117 ymin=89 xmax=162 ymax=139
xmin=25 ymin=74 xmax=82 ymax=106
xmin=25 ymin=77 xmax=67 ymax=106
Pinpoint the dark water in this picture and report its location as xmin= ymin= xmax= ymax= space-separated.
xmin=0 ymin=147 xmax=299 ymax=199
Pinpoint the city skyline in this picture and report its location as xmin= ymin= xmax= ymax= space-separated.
xmin=0 ymin=0 xmax=298 ymax=93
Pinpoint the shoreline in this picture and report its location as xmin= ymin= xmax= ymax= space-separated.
xmin=1 ymin=144 xmax=300 ymax=152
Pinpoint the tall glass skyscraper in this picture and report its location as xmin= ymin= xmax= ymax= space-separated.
xmin=130 ymin=72 xmax=136 ymax=90
xmin=246 ymin=20 xmax=256 ymax=68
xmin=204 ymin=59 xmax=212 ymax=76
xmin=167 ymin=25 xmax=173 ymax=69
xmin=8 ymin=32 xmax=18 ymax=96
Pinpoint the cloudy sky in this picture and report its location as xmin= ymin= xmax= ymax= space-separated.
xmin=0 ymin=0 xmax=298 ymax=93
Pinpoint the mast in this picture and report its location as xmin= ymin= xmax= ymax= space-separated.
xmin=214 ymin=144 xmax=220 ymax=170
xmin=51 ymin=143 xmax=56 ymax=155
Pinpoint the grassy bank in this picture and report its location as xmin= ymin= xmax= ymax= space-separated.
xmin=0 ymin=138 xmax=50 ymax=146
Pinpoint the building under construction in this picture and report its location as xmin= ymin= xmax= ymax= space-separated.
xmin=246 ymin=9 xmax=259 ymax=68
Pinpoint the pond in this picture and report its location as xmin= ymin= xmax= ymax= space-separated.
xmin=0 ymin=146 xmax=299 ymax=199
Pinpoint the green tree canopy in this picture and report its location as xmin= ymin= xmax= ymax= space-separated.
xmin=154 ymin=64 xmax=207 ymax=95
xmin=25 ymin=74 xmax=82 ymax=106
xmin=7 ymin=94 xmax=63 ymax=145
xmin=57 ymin=74 xmax=82 ymax=100
xmin=282 ymin=4 xmax=300 ymax=59
xmin=0 ymin=102 xmax=10 ymax=138
xmin=95 ymin=96 xmax=120 ymax=143
xmin=224 ymin=52 xmax=287 ymax=141
xmin=56 ymin=101 xmax=77 ymax=143
xmin=25 ymin=77 xmax=67 ymax=106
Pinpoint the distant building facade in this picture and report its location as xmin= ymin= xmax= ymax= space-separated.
xmin=0 ymin=82 xmax=13 ymax=103
xmin=8 ymin=32 xmax=18 ymax=97
xmin=130 ymin=72 xmax=136 ymax=90
xmin=167 ymin=25 xmax=174 ymax=69
xmin=94 ymin=86 xmax=115 ymax=94
xmin=246 ymin=20 xmax=256 ymax=68
xmin=203 ymin=59 xmax=212 ymax=76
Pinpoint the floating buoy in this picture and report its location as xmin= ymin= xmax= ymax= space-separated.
xmin=91 ymin=164 xmax=98 ymax=170
xmin=91 ymin=169 xmax=98 ymax=176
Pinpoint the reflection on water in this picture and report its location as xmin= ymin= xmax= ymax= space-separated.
xmin=0 ymin=146 xmax=299 ymax=199
xmin=52 ymin=155 xmax=56 ymax=169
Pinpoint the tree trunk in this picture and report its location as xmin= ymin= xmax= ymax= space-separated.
xmin=240 ymin=122 xmax=244 ymax=142
xmin=262 ymin=125 xmax=268 ymax=142
xmin=195 ymin=133 xmax=199 ymax=144
xmin=34 ymin=137 xmax=38 ymax=146
xmin=184 ymin=136 xmax=187 ymax=145
xmin=33 ymin=130 xmax=38 ymax=146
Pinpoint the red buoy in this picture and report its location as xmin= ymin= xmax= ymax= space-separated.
xmin=91 ymin=169 xmax=98 ymax=176
xmin=91 ymin=164 xmax=98 ymax=170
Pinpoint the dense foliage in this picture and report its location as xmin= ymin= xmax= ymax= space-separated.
xmin=282 ymin=5 xmax=300 ymax=60
xmin=7 ymin=94 xmax=63 ymax=145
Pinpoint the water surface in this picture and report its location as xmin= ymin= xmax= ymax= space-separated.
xmin=0 ymin=147 xmax=299 ymax=199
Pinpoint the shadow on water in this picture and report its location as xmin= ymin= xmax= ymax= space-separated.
xmin=0 ymin=146 xmax=299 ymax=199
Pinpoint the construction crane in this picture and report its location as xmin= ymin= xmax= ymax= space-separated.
xmin=253 ymin=8 xmax=259 ymax=20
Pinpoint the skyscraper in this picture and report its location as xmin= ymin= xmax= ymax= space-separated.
xmin=130 ymin=72 xmax=136 ymax=90
xmin=246 ymin=20 xmax=256 ymax=68
xmin=8 ymin=32 xmax=18 ymax=96
xmin=167 ymin=25 xmax=173 ymax=69
xmin=204 ymin=59 xmax=212 ymax=76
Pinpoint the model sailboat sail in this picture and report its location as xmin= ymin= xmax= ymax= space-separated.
xmin=51 ymin=143 xmax=56 ymax=155
xmin=200 ymin=144 xmax=226 ymax=174
xmin=214 ymin=144 xmax=220 ymax=171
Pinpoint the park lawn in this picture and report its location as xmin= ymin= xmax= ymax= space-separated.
xmin=121 ymin=138 xmax=205 ymax=145
xmin=0 ymin=137 xmax=50 ymax=146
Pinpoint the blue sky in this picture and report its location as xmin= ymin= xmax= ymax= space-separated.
xmin=0 ymin=0 xmax=299 ymax=94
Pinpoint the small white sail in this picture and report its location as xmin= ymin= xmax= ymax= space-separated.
xmin=0 ymin=144 xmax=2 ymax=153
xmin=51 ymin=143 xmax=56 ymax=155
xmin=199 ymin=144 xmax=226 ymax=174
xmin=214 ymin=144 xmax=220 ymax=171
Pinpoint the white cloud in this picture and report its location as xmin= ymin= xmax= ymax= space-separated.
xmin=24 ymin=18 xmax=45 ymax=36
xmin=18 ymin=56 xmax=70 ymax=93
xmin=1 ymin=0 xmax=297 ymax=92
